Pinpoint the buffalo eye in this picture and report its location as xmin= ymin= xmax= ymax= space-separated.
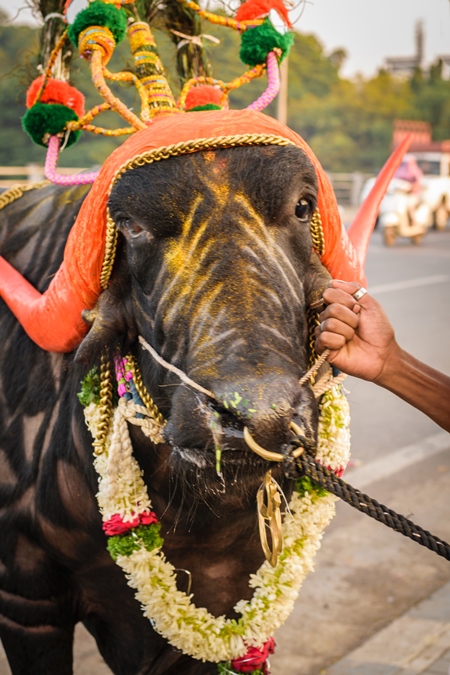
xmin=295 ymin=199 xmax=312 ymax=221
xmin=122 ymin=219 xmax=145 ymax=239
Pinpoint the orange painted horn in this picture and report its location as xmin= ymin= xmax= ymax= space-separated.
xmin=347 ymin=134 xmax=412 ymax=269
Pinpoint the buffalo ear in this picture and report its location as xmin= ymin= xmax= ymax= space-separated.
xmin=75 ymin=287 xmax=137 ymax=364
xmin=304 ymin=250 xmax=332 ymax=310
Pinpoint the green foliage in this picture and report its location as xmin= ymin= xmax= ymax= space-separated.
xmin=68 ymin=1 xmax=128 ymax=45
xmin=239 ymin=20 xmax=294 ymax=66
xmin=406 ymin=64 xmax=450 ymax=139
xmin=77 ymin=368 xmax=101 ymax=407
xmin=107 ymin=524 xmax=163 ymax=561
xmin=22 ymin=102 xmax=80 ymax=147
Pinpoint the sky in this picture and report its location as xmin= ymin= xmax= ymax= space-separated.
xmin=294 ymin=0 xmax=450 ymax=77
xmin=1 ymin=0 xmax=450 ymax=78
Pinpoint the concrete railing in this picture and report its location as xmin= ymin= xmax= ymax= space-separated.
xmin=0 ymin=166 xmax=374 ymax=205
xmin=327 ymin=172 xmax=374 ymax=206
xmin=0 ymin=165 xmax=87 ymax=188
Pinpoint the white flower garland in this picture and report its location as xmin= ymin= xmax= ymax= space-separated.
xmin=84 ymin=383 xmax=350 ymax=664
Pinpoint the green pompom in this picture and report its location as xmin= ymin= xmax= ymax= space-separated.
xmin=22 ymin=103 xmax=80 ymax=148
xmin=240 ymin=19 xmax=294 ymax=66
xmin=68 ymin=0 xmax=127 ymax=46
xmin=107 ymin=524 xmax=163 ymax=561
xmin=187 ymin=104 xmax=222 ymax=112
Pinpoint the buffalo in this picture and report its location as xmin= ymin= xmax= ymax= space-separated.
xmin=0 ymin=110 xmax=402 ymax=674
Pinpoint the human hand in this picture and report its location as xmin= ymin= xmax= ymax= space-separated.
xmin=314 ymin=280 xmax=400 ymax=384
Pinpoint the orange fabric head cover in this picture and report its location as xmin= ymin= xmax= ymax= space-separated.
xmin=0 ymin=109 xmax=367 ymax=352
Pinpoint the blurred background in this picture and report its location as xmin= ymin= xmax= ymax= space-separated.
xmin=0 ymin=1 xmax=450 ymax=673
xmin=0 ymin=0 xmax=450 ymax=175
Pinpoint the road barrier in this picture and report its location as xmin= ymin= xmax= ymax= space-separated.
xmin=0 ymin=165 xmax=86 ymax=188
xmin=0 ymin=166 xmax=374 ymax=205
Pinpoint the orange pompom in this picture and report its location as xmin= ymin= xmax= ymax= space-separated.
xmin=26 ymin=77 xmax=85 ymax=117
xmin=235 ymin=0 xmax=291 ymax=27
xmin=185 ymin=85 xmax=223 ymax=111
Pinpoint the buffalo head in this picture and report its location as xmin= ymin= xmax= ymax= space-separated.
xmin=78 ymin=144 xmax=330 ymax=496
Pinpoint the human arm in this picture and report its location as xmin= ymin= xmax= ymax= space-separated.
xmin=314 ymin=280 xmax=450 ymax=433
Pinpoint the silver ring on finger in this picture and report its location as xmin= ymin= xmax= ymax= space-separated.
xmin=320 ymin=321 xmax=326 ymax=333
xmin=352 ymin=287 xmax=368 ymax=301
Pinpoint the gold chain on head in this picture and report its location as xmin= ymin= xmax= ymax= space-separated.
xmin=100 ymin=134 xmax=296 ymax=287
xmin=310 ymin=208 xmax=325 ymax=257
xmin=0 ymin=181 xmax=50 ymax=212
xmin=100 ymin=210 xmax=119 ymax=290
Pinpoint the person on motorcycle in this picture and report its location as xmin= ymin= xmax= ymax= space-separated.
xmin=394 ymin=154 xmax=423 ymax=227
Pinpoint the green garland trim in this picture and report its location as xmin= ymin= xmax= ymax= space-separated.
xmin=77 ymin=367 xmax=101 ymax=407
xmin=22 ymin=103 xmax=80 ymax=147
xmin=68 ymin=0 xmax=127 ymax=46
xmin=295 ymin=475 xmax=329 ymax=500
xmin=218 ymin=664 xmax=264 ymax=675
xmin=107 ymin=523 xmax=163 ymax=561
xmin=240 ymin=20 xmax=294 ymax=67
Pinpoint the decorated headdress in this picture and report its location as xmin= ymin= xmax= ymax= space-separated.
xmin=0 ymin=0 xmax=410 ymax=352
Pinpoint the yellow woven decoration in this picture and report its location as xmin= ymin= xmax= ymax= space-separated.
xmin=79 ymin=25 xmax=147 ymax=132
xmin=78 ymin=25 xmax=116 ymax=65
xmin=178 ymin=0 xmax=265 ymax=31
xmin=104 ymin=67 xmax=152 ymax=122
xmin=222 ymin=65 xmax=265 ymax=95
xmin=78 ymin=124 xmax=136 ymax=136
xmin=178 ymin=64 xmax=265 ymax=111
xmin=127 ymin=22 xmax=178 ymax=117
xmin=33 ymin=30 xmax=69 ymax=105
xmin=178 ymin=76 xmax=226 ymax=111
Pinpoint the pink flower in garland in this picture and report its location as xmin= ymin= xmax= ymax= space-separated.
xmin=103 ymin=511 xmax=158 ymax=536
xmin=317 ymin=458 xmax=345 ymax=478
xmin=139 ymin=512 xmax=159 ymax=526
xmin=231 ymin=638 xmax=275 ymax=673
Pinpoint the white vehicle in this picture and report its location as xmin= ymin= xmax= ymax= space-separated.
xmin=361 ymin=151 xmax=450 ymax=242
xmin=414 ymin=152 xmax=450 ymax=230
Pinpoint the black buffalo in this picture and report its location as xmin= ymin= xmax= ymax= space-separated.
xmin=0 ymin=144 xmax=332 ymax=674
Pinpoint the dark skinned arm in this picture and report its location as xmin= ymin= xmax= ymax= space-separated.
xmin=314 ymin=279 xmax=450 ymax=434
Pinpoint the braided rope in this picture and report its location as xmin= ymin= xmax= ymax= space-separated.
xmin=287 ymin=447 xmax=450 ymax=562
xmin=312 ymin=371 xmax=347 ymax=397
xmin=88 ymin=49 xmax=146 ymax=132
xmin=118 ymin=397 xmax=164 ymax=442
xmin=246 ymin=51 xmax=280 ymax=112
xmin=32 ymin=29 xmax=69 ymax=106
xmin=176 ymin=0 xmax=264 ymax=31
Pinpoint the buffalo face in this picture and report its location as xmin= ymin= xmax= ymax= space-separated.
xmin=82 ymin=145 xmax=330 ymax=489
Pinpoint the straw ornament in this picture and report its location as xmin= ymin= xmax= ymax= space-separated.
xmin=20 ymin=0 xmax=299 ymax=180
